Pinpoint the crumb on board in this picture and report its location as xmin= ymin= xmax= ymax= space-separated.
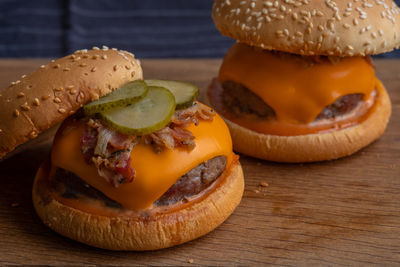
xmin=260 ymin=181 xmax=269 ymax=187
xmin=253 ymin=189 xmax=260 ymax=194
xmin=188 ymin=258 xmax=194 ymax=264
xmin=11 ymin=202 xmax=19 ymax=207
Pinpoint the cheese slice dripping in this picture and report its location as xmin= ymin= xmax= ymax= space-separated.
xmin=51 ymin=114 xmax=233 ymax=210
xmin=219 ymin=43 xmax=376 ymax=124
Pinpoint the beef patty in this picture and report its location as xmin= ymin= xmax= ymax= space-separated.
xmin=221 ymin=81 xmax=364 ymax=121
xmin=54 ymin=156 xmax=227 ymax=209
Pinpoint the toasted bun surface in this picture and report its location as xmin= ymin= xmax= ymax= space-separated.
xmin=33 ymin=160 xmax=244 ymax=251
xmin=0 ymin=47 xmax=143 ymax=159
xmin=212 ymin=0 xmax=400 ymax=56
xmin=205 ymin=80 xmax=391 ymax=162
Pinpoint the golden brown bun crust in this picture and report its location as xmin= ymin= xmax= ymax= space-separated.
xmin=0 ymin=47 xmax=143 ymax=159
xmin=212 ymin=0 xmax=400 ymax=56
xmin=205 ymin=81 xmax=391 ymax=162
xmin=32 ymin=160 xmax=244 ymax=251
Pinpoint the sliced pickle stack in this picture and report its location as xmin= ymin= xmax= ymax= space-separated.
xmin=83 ymin=79 xmax=199 ymax=135
xmin=145 ymin=79 xmax=199 ymax=109
xmin=83 ymin=80 xmax=148 ymax=116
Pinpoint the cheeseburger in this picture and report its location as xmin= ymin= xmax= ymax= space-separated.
xmin=0 ymin=47 xmax=244 ymax=250
xmin=208 ymin=0 xmax=400 ymax=162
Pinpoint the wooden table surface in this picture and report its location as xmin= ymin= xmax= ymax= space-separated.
xmin=0 ymin=58 xmax=399 ymax=266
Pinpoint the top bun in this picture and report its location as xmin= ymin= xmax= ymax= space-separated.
xmin=213 ymin=0 xmax=400 ymax=56
xmin=0 ymin=46 xmax=143 ymax=159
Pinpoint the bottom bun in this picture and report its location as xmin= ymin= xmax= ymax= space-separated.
xmin=206 ymin=81 xmax=391 ymax=162
xmin=33 ymin=160 xmax=244 ymax=250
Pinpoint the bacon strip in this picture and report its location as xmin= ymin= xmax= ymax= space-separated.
xmin=80 ymin=102 xmax=216 ymax=187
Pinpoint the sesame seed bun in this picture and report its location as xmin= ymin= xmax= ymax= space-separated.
xmin=0 ymin=47 xmax=143 ymax=160
xmin=206 ymin=79 xmax=391 ymax=162
xmin=32 ymin=158 xmax=244 ymax=251
xmin=212 ymin=0 xmax=400 ymax=56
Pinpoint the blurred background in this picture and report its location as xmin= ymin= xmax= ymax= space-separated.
xmin=0 ymin=0 xmax=399 ymax=58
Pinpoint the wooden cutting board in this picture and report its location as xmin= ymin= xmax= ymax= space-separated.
xmin=0 ymin=59 xmax=399 ymax=266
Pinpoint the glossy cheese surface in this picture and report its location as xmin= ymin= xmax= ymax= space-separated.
xmin=219 ymin=43 xmax=376 ymax=124
xmin=51 ymin=114 xmax=233 ymax=210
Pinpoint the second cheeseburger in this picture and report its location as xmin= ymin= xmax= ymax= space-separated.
xmin=208 ymin=0 xmax=400 ymax=162
xmin=0 ymin=47 xmax=243 ymax=250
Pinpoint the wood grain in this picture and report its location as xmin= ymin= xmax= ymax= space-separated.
xmin=0 ymin=58 xmax=399 ymax=266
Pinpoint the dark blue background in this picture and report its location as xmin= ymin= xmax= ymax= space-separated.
xmin=0 ymin=0 xmax=399 ymax=58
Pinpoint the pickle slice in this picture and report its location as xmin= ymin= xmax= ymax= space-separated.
xmin=83 ymin=80 xmax=148 ymax=116
xmin=145 ymin=79 xmax=199 ymax=109
xmin=100 ymin=86 xmax=176 ymax=135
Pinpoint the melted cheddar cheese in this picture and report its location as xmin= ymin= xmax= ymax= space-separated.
xmin=219 ymin=43 xmax=376 ymax=124
xmin=51 ymin=114 xmax=233 ymax=210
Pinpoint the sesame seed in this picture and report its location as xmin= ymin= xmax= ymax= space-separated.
xmin=92 ymin=46 xmax=100 ymax=50
xmin=371 ymin=32 xmax=377 ymax=38
xmin=80 ymin=63 xmax=87 ymax=67
xmin=283 ymin=29 xmax=289 ymax=36
xmin=73 ymin=57 xmax=81 ymax=62
xmin=55 ymin=87 xmax=63 ymax=91
xmin=51 ymin=60 xmax=55 ymax=63
xmin=346 ymin=45 xmax=354 ymax=50
xmin=295 ymin=31 xmax=303 ymax=37
xmin=67 ymin=85 xmax=74 ymax=90
xmin=33 ymin=98 xmax=40 ymax=106
xmin=101 ymin=55 xmax=107 ymax=60
xmin=83 ymin=54 xmax=89 ymax=59
xmin=378 ymin=29 xmax=384 ymax=36
xmin=76 ymin=92 xmax=85 ymax=103
xmin=353 ymin=18 xmax=359 ymax=25
xmin=91 ymin=67 xmax=97 ymax=72
xmin=63 ymin=67 xmax=70 ymax=71
xmin=58 ymin=108 xmax=66 ymax=114
xmin=102 ymin=45 xmax=109 ymax=50
xmin=13 ymin=109 xmax=20 ymax=117
xmin=40 ymin=65 xmax=45 ymax=69
xmin=70 ymin=55 xmax=76 ymax=59
xmin=70 ymin=89 xmax=77 ymax=95
xmin=318 ymin=25 xmax=324 ymax=31
xmin=54 ymin=97 xmax=62 ymax=103
xmin=53 ymin=64 xmax=60 ymax=69
xmin=26 ymin=85 xmax=33 ymax=89
xmin=343 ymin=23 xmax=350 ymax=29
xmin=29 ymin=131 xmax=37 ymax=138
xmin=113 ymin=65 xmax=118 ymax=71
xmin=125 ymin=65 xmax=131 ymax=70
xmin=42 ymin=95 xmax=50 ymax=100
xmin=17 ymin=92 xmax=25 ymax=98
xmin=264 ymin=1 xmax=273 ymax=7
xmin=131 ymin=71 xmax=136 ymax=77
xmin=21 ymin=74 xmax=26 ymax=79
xmin=188 ymin=259 xmax=194 ymax=264
xmin=21 ymin=103 xmax=30 ymax=111
xmin=92 ymin=55 xmax=99 ymax=59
